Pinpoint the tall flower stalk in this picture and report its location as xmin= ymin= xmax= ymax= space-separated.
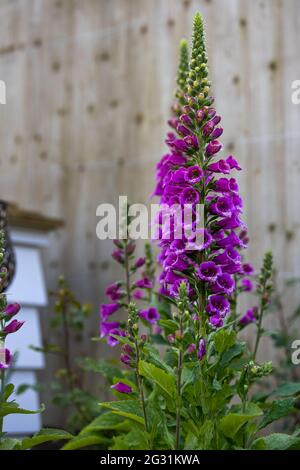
xmin=154 ymin=13 xmax=248 ymax=350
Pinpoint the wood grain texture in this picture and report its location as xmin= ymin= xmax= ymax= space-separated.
xmin=0 ymin=0 xmax=300 ymax=426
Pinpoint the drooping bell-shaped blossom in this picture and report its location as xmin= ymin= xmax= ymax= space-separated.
xmin=197 ymin=261 xmax=221 ymax=282
xmin=198 ymin=339 xmax=206 ymax=360
xmin=239 ymin=308 xmax=257 ymax=326
xmin=105 ymin=283 xmax=123 ymax=301
xmin=139 ymin=307 xmax=160 ymax=325
xmin=0 ymin=348 xmax=13 ymax=369
xmin=4 ymin=319 xmax=24 ymax=334
xmin=4 ymin=303 xmax=21 ymax=318
xmin=241 ymin=278 xmax=253 ymax=292
xmin=100 ymin=303 xmax=120 ymax=320
xmin=111 ymin=382 xmax=132 ymax=394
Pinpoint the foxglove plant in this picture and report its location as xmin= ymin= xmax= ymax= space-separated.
xmin=71 ymin=13 xmax=300 ymax=452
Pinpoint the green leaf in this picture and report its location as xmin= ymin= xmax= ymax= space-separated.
xmin=0 ymin=438 xmax=20 ymax=450
xmin=0 ymin=402 xmax=45 ymax=418
xmin=220 ymin=403 xmax=263 ymax=439
xmin=62 ymin=434 xmax=110 ymax=450
xmin=214 ymin=329 xmax=236 ymax=355
xmin=252 ymin=433 xmax=300 ymax=450
xmin=142 ymin=344 xmax=174 ymax=374
xmin=272 ymin=382 xmax=300 ymax=397
xmin=3 ymin=383 xmax=14 ymax=401
xmin=100 ymin=400 xmax=144 ymax=425
xmin=158 ymin=319 xmax=178 ymax=334
xmin=20 ymin=428 xmax=73 ymax=450
xmin=80 ymin=412 xmax=129 ymax=435
xmin=259 ymin=398 xmax=295 ymax=430
xmin=220 ymin=342 xmax=245 ymax=367
xmin=110 ymin=428 xmax=149 ymax=450
xmin=139 ymin=360 xmax=176 ymax=398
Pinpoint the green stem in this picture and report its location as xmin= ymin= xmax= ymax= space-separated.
xmin=0 ymin=368 xmax=5 ymax=437
xmin=175 ymin=348 xmax=183 ymax=449
xmin=253 ymin=299 xmax=264 ymax=361
xmin=134 ymin=338 xmax=149 ymax=434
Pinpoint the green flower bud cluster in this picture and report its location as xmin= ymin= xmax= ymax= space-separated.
xmin=127 ymin=302 xmax=139 ymax=337
xmin=247 ymin=360 xmax=273 ymax=378
xmin=186 ymin=13 xmax=211 ymax=99
xmin=257 ymin=251 xmax=273 ymax=308
xmin=176 ymin=39 xmax=189 ymax=97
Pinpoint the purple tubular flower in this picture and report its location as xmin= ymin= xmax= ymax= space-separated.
xmin=185 ymin=165 xmax=204 ymax=183
xmin=100 ymin=321 xmax=120 ymax=338
xmin=213 ymin=247 xmax=241 ymax=265
xmin=205 ymin=140 xmax=222 ymax=156
xmin=4 ymin=303 xmax=21 ymax=317
xmin=243 ymin=263 xmax=254 ymax=275
xmin=213 ymin=273 xmax=235 ymax=295
xmin=206 ymin=295 xmax=230 ymax=317
xmin=209 ymin=314 xmax=223 ymax=328
xmin=210 ymin=127 xmax=223 ymax=139
xmin=198 ymin=338 xmax=206 ymax=360
xmin=183 ymin=134 xmax=198 ymax=149
xmin=0 ymin=348 xmax=13 ymax=369
xmin=120 ymin=354 xmax=131 ymax=365
xmin=208 ymin=159 xmax=231 ymax=174
xmin=4 ymin=320 xmax=24 ymax=334
xmin=171 ymin=168 xmax=188 ymax=183
xmin=187 ymin=343 xmax=196 ymax=354
xmin=198 ymin=261 xmax=221 ymax=282
xmin=107 ymin=329 xmax=125 ymax=347
xmin=241 ymin=278 xmax=253 ymax=292
xmin=226 ymin=155 xmax=241 ymax=170
xmin=105 ymin=283 xmax=122 ymax=301
xmin=139 ymin=307 xmax=160 ymax=325
xmin=177 ymin=124 xmax=191 ymax=137
xmin=239 ymin=308 xmax=257 ymax=326
xmin=217 ymin=214 xmax=243 ymax=230
xmin=133 ymin=290 xmax=146 ymax=300
xmin=134 ymin=277 xmax=153 ymax=289
xmin=112 ymin=250 xmax=124 ymax=264
xmin=209 ymin=196 xmax=235 ymax=218
xmin=163 ymin=253 xmax=189 ymax=271
xmin=172 ymin=138 xmax=188 ymax=152
xmin=214 ymin=177 xmax=239 ymax=193
xmin=100 ymin=303 xmax=120 ymax=320
xmin=167 ymin=118 xmax=178 ymax=129
xmin=180 ymin=187 xmax=200 ymax=205
xmin=202 ymin=119 xmax=215 ymax=136
xmin=134 ymin=257 xmax=146 ymax=268
xmin=180 ymin=113 xmax=193 ymax=126
xmin=111 ymin=382 xmax=132 ymax=394
xmin=196 ymin=109 xmax=206 ymax=122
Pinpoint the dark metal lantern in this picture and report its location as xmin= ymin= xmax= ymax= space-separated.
xmin=0 ymin=200 xmax=16 ymax=291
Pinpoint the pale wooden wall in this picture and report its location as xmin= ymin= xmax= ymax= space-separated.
xmin=0 ymin=0 xmax=300 ymax=426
